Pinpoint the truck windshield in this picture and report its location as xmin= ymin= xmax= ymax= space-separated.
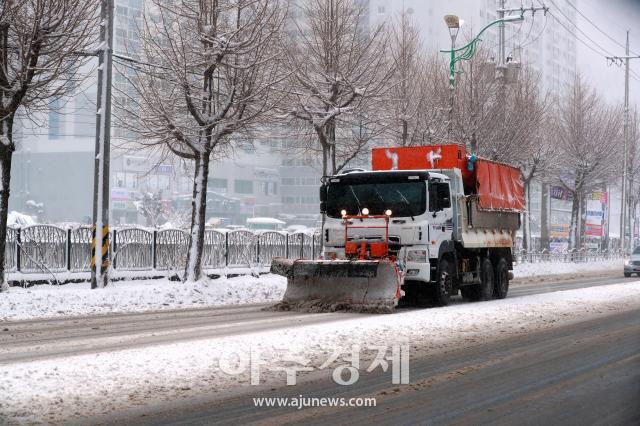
xmin=326 ymin=181 xmax=426 ymax=218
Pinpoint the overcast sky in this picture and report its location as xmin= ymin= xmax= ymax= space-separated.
xmin=576 ymin=0 xmax=640 ymax=106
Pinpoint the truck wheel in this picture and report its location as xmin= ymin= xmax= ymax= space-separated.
xmin=493 ymin=258 xmax=509 ymax=299
xmin=432 ymin=258 xmax=453 ymax=306
xmin=624 ymin=272 xmax=632 ymax=277
xmin=479 ymin=258 xmax=494 ymax=301
xmin=461 ymin=258 xmax=494 ymax=302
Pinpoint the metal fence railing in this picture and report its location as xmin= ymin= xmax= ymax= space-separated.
xmin=7 ymin=225 xmax=620 ymax=277
xmin=514 ymin=248 xmax=624 ymax=264
xmin=5 ymin=225 xmax=321 ymax=276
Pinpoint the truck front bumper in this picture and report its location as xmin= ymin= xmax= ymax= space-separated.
xmin=404 ymin=261 xmax=431 ymax=283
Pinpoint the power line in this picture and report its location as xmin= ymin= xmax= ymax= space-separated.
xmin=565 ymin=0 xmax=640 ymax=57
xmin=547 ymin=0 xmax=615 ymax=57
xmin=547 ymin=11 xmax=607 ymax=58
xmin=508 ymin=14 xmax=549 ymax=59
xmin=484 ymin=17 xmax=526 ymax=52
xmin=521 ymin=14 xmax=548 ymax=49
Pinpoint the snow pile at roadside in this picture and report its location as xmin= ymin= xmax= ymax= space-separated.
xmin=0 ymin=274 xmax=287 ymax=321
xmin=2 ymin=282 xmax=640 ymax=423
xmin=514 ymin=258 xmax=621 ymax=278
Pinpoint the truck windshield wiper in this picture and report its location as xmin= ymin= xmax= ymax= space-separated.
xmin=373 ymin=186 xmax=386 ymax=211
xmin=395 ymin=189 xmax=415 ymax=221
xmin=349 ymin=185 xmax=363 ymax=215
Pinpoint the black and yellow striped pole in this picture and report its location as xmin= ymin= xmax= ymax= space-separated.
xmin=90 ymin=0 xmax=114 ymax=289
xmin=91 ymin=225 xmax=110 ymax=274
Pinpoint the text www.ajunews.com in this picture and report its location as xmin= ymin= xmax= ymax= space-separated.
xmin=253 ymin=395 xmax=377 ymax=409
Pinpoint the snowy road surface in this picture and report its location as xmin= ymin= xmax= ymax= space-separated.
xmin=124 ymin=308 xmax=640 ymax=426
xmin=0 ymin=258 xmax=621 ymax=321
xmin=1 ymin=274 xmax=639 ymax=423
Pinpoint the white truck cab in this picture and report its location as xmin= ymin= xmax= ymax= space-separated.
xmin=321 ymin=170 xmax=455 ymax=285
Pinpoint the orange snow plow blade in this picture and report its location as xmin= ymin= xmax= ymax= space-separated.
xmin=269 ymin=257 xmax=401 ymax=313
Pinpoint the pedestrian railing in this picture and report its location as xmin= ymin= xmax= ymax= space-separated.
xmin=4 ymin=225 xmax=321 ymax=276
xmin=514 ymin=248 xmax=623 ymax=264
xmin=5 ymin=225 xmax=623 ymax=281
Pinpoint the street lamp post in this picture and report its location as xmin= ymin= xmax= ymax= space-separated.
xmin=444 ymin=15 xmax=460 ymax=142
xmin=440 ymin=14 xmax=524 ymax=142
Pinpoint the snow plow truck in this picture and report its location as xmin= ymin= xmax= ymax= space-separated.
xmin=270 ymin=144 xmax=525 ymax=313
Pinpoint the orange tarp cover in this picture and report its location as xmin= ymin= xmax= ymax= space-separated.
xmin=476 ymin=159 xmax=525 ymax=212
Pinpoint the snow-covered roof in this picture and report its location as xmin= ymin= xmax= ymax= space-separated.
xmin=7 ymin=211 xmax=36 ymax=227
xmin=285 ymin=225 xmax=309 ymax=233
xmin=246 ymin=217 xmax=286 ymax=225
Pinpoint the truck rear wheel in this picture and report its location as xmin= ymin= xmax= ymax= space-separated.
xmin=461 ymin=258 xmax=494 ymax=302
xmin=432 ymin=258 xmax=453 ymax=306
xmin=479 ymin=258 xmax=495 ymax=300
xmin=493 ymin=258 xmax=509 ymax=299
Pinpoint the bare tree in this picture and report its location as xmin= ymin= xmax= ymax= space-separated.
xmin=502 ymin=67 xmax=551 ymax=251
xmin=334 ymin=110 xmax=388 ymax=173
xmin=115 ymin=0 xmax=284 ymax=282
xmin=135 ymin=191 xmax=165 ymax=228
xmin=450 ymin=47 xmax=499 ymax=151
xmin=553 ymin=75 xmax=621 ymax=250
xmin=280 ymin=0 xmax=392 ymax=178
xmin=385 ymin=10 xmax=429 ymax=146
xmin=0 ymin=0 xmax=98 ymax=287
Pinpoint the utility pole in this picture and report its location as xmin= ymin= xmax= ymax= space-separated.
xmin=606 ymin=31 xmax=640 ymax=254
xmin=91 ymin=0 xmax=114 ymax=289
xmin=623 ymin=31 xmax=630 ymax=253
xmin=496 ymin=2 xmax=549 ymax=83
xmin=497 ymin=0 xmax=506 ymax=85
xmin=495 ymin=2 xmax=548 ymax=250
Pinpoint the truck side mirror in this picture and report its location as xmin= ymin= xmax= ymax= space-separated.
xmin=320 ymin=201 xmax=327 ymax=214
xmin=319 ymin=184 xmax=327 ymax=202
xmin=428 ymin=183 xmax=438 ymax=212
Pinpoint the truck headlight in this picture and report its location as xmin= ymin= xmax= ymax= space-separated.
xmin=624 ymin=258 xmax=630 ymax=266
xmin=407 ymin=250 xmax=427 ymax=263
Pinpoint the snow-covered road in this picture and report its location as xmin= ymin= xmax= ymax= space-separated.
xmin=1 ymin=278 xmax=639 ymax=423
xmin=0 ymin=259 xmax=622 ymax=321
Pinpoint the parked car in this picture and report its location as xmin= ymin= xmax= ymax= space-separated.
xmin=623 ymin=246 xmax=640 ymax=276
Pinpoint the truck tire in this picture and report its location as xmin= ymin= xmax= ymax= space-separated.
xmin=493 ymin=258 xmax=509 ymax=299
xmin=461 ymin=259 xmax=494 ymax=302
xmin=432 ymin=258 xmax=453 ymax=306
xmin=478 ymin=258 xmax=494 ymax=301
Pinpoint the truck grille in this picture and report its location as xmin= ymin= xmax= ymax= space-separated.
xmin=346 ymin=235 xmax=401 ymax=257
xmin=633 ymin=261 xmax=640 ymax=266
